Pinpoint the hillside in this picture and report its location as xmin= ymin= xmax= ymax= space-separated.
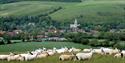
xmin=50 ymin=1 xmax=125 ymax=23
xmin=0 ymin=1 xmax=125 ymax=23
xmin=0 ymin=1 xmax=77 ymax=16
xmin=0 ymin=0 xmax=81 ymax=4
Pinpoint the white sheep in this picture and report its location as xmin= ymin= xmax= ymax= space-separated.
xmin=114 ymin=53 xmax=122 ymax=58
xmin=121 ymin=50 xmax=125 ymax=58
xmin=0 ymin=55 xmax=10 ymax=60
xmin=37 ymin=52 xmax=49 ymax=58
xmin=101 ymin=47 xmax=113 ymax=55
xmin=56 ymin=48 xmax=67 ymax=54
xmin=83 ymin=48 xmax=92 ymax=52
xmin=92 ymin=48 xmax=104 ymax=55
xmin=69 ymin=47 xmax=81 ymax=52
xmin=76 ymin=51 xmax=93 ymax=60
xmin=7 ymin=54 xmax=25 ymax=61
xmin=101 ymin=48 xmax=120 ymax=55
xmin=21 ymin=52 xmax=38 ymax=61
xmin=0 ymin=52 xmax=14 ymax=60
xmin=59 ymin=53 xmax=75 ymax=61
xmin=47 ymin=50 xmax=56 ymax=56
xmin=109 ymin=48 xmax=120 ymax=55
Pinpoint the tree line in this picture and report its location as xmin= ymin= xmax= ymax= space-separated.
xmin=64 ymin=32 xmax=125 ymax=49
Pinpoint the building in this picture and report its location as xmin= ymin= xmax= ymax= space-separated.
xmin=70 ymin=19 xmax=80 ymax=32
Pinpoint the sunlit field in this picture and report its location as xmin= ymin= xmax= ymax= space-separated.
xmin=0 ymin=42 xmax=91 ymax=52
xmin=0 ymin=42 xmax=125 ymax=63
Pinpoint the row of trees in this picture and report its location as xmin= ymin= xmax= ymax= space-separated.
xmin=0 ymin=16 xmax=61 ymax=31
xmin=64 ymin=32 xmax=125 ymax=49
xmin=1 ymin=16 xmax=125 ymax=32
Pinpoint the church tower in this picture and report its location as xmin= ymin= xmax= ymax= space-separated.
xmin=70 ymin=19 xmax=80 ymax=32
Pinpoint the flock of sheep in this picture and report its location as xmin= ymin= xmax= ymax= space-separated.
xmin=0 ymin=47 xmax=125 ymax=62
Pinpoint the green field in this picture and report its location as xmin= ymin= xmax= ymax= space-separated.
xmin=0 ymin=42 xmax=91 ymax=53
xmin=0 ymin=54 xmax=125 ymax=63
xmin=0 ymin=42 xmax=125 ymax=63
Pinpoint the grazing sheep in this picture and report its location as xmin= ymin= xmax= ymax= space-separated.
xmin=76 ymin=51 xmax=93 ymax=60
xmin=0 ymin=52 xmax=15 ymax=60
xmin=37 ymin=52 xmax=49 ymax=58
xmin=59 ymin=53 xmax=75 ymax=61
xmin=114 ymin=53 xmax=122 ymax=58
xmin=21 ymin=52 xmax=38 ymax=61
xmin=101 ymin=47 xmax=113 ymax=55
xmin=47 ymin=50 xmax=56 ymax=56
xmin=0 ymin=55 xmax=10 ymax=60
xmin=25 ymin=54 xmax=37 ymax=61
xmin=83 ymin=48 xmax=92 ymax=52
xmin=121 ymin=50 xmax=125 ymax=58
xmin=7 ymin=55 xmax=25 ymax=61
xmin=69 ymin=47 xmax=81 ymax=52
xmin=56 ymin=48 xmax=67 ymax=54
xmin=92 ymin=48 xmax=104 ymax=55
xmin=109 ymin=48 xmax=120 ymax=55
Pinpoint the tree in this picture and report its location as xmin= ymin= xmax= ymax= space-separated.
xmin=3 ymin=33 xmax=11 ymax=44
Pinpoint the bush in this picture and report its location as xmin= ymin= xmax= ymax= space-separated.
xmin=80 ymin=39 xmax=89 ymax=45
xmin=98 ymin=40 xmax=109 ymax=47
xmin=88 ymin=39 xmax=98 ymax=46
xmin=3 ymin=33 xmax=12 ymax=44
xmin=0 ymin=37 xmax=6 ymax=45
xmin=114 ymin=41 xmax=125 ymax=50
xmin=65 ymin=32 xmax=92 ymax=44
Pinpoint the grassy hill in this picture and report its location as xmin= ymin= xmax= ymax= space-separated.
xmin=0 ymin=1 xmax=125 ymax=23
xmin=0 ymin=1 xmax=77 ymax=16
xmin=50 ymin=1 xmax=125 ymax=23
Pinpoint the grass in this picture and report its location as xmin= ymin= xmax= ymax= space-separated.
xmin=50 ymin=1 xmax=125 ymax=23
xmin=0 ymin=1 xmax=76 ymax=16
xmin=0 ymin=42 xmax=91 ymax=52
xmin=0 ymin=42 xmax=124 ymax=63
xmin=0 ymin=1 xmax=125 ymax=23
xmin=0 ymin=53 xmax=125 ymax=63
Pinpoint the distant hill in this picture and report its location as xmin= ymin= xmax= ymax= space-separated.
xmin=1 ymin=0 xmax=124 ymax=4
xmin=0 ymin=0 xmax=125 ymax=31
xmin=0 ymin=0 xmax=81 ymax=4
xmin=0 ymin=1 xmax=125 ymax=24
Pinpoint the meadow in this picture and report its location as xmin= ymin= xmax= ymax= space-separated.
xmin=0 ymin=42 xmax=125 ymax=63
xmin=0 ymin=42 xmax=91 ymax=52
xmin=0 ymin=54 xmax=125 ymax=63
xmin=0 ymin=0 xmax=125 ymax=63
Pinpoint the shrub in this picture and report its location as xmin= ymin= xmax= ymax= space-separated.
xmin=98 ymin=40 xmax=109 ymax=46
xmin=80 ymin=39 xmax=89 ymax=45
xmin=0 ymin=37 xmax=6 ymax=45
xmin=88 ymin=39 xmax=98 ymax=46
xmin=114 ymin=41 xmax=125 ymax=50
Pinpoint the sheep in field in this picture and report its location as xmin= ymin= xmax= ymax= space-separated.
xmin=7 ymin=54 xmax=25 ymax=61
xmin=0 ymin=55 xmax=10 ymax=60
xmin=0 ymin=52 xmax=15 ymax=60
xmin=83 ymin=48 xmax=92 ymax=52
xmin=109 ymin=48 xmax=120 ymax=55
xmin=92 ymin=48 xmax=104 ymax=55
xmin=59 ymin=53 xmax=75 ymax=61
xmin=75 ymin=51 xmax=93 ymax=61
xmin=37 ymin=52 xmax=49 ymax=58
xmin=121 ymin=50 xmax=125 ymax=58
xmin=114 ymin=53 xmax=122 ymax=58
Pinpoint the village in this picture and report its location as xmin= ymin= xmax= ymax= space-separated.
xmin=0 ymin=19 xmax=125 ymax=43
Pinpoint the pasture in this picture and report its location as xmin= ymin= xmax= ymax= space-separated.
xmin=0 ymin=42 xmax=91 ymax=52
xmin=0 ymin=54 xmax=125 ymax=63
xmin=0 ymin=42 xmax=125 ymax=63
